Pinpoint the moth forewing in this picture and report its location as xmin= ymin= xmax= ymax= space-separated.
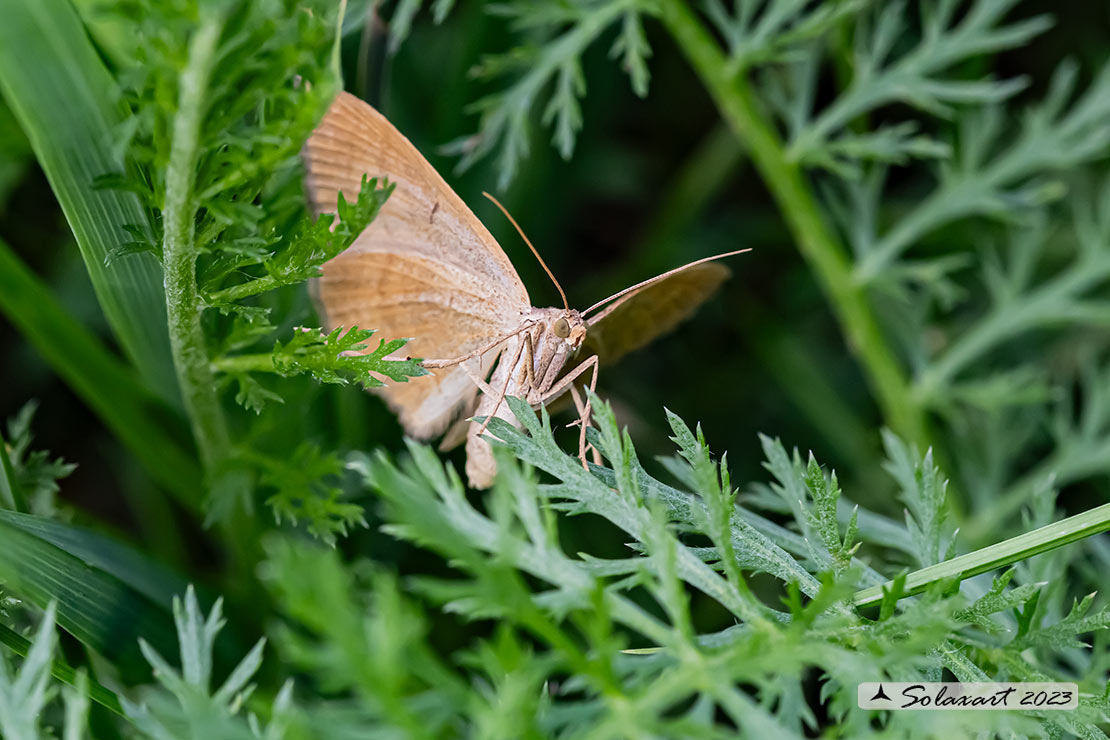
xmin=580 ymin=260 xmax=737 ymax=367
xmin=303 ymin=91 xmax=530 ymax=440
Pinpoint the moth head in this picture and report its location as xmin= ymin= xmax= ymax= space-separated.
xmin=552 ymin=311 xmax=587 ymax=348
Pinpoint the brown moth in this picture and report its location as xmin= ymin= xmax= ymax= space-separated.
xmin=303 ymin=91 xmax=745 ymax=488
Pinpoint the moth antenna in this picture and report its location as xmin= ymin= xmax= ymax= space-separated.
xmin=483 ymin=191 xmax=569 ymax=310
xmin=582 ymin=249 xmax=752 ymax=317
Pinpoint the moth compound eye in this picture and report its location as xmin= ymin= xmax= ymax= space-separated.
xmin=553 ymin=317 xmax=570 ymax=338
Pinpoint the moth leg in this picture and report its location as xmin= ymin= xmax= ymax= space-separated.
xmin=569 ymin=384 xmax=603 ymax=466
xmin=578 ymin=357 xmax=599 ymax=470
xmin=477 ymin=332 xmax=533 ymax=438
xmin=537 ymin=355 xmax=599 ymax=470
xmin=422 ymin=322 xmax=533 ymax=369
xmin=521 ymin=327 xmax=538 ymax=391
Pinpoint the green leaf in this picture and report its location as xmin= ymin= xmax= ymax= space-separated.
xmin=0 ymin=238 xmax=202 ymax=510
xmin=0 ymin=511 xmax=189 ymax=608
xmin=802 ymin=455 xmax=858 ymax=574
xmin=0 ymin=620 xmax=122 ymax=716
xmin=882 ymin=430 xmax=950 ymax=567
xmin=229 ymin=373 xmax=284 ymax=415
xmin=0 ymin=0 xmax=178 ymax=405
xmin=258 ymin=443 xmax=367 ymax=546
xmin=260 ymin=536 xmax=466 ymax=734
xmin=3 ymin=402 xmax=76 ymax=516
xmin=610 ymin=11 xmax=652 ymax=97
xmin=0 ymin=603 xmax=59 ymax=737
xmin=1012 ymin=592 xmax=1110 ymax=650
xmin=452 ymin=0 xmax=636 ymax=188
xmin=954 ymin=569 xmax=1040 ymax=630
xmin=270 ymin=327 xmax=426 ymax=387
xmin=204 ymin=177 xmax=394 ymax=305
xmin=125 ymin=586 xmax=271 ymax=740
xmin=0 ymin=511 xmax=182 ymax=683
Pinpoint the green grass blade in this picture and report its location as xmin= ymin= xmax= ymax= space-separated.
xmin=853 ymin=502 xmax=1110 ymax=608
xmin=0 ymin=512 xmax=180 ymax=682
xmin=0 ymin=511 xmax=191 ymax=608
xmin=0 ymin=237 xmax=202 ymax=510
xmin=68 ymin=0 xmax=133 ymax=68
xmin=0 ymin=622 xmax=123 ymax=716
xmin=0 ymin=0 xmax=179 ymax=406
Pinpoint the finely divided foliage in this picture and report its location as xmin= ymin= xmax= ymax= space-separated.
xmin=6 ymin=399 xmax=1110 ymax=736
xmin=103 ymin=0 xmax=425 ymax=529
xmin=2 ymin=0 xmax=1110 ymax=738
xmin=0 ymin=403 xmax=74 ymax=516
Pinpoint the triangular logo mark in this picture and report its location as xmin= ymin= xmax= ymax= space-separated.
xmin=870 ymin=684 xmax=891 ymax=701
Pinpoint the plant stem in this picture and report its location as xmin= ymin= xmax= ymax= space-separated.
xmin=853 ymin=502 xmax=1110 ymax=608
xmin=207 ymin=275 xmax=279 ymax=305
xmin=656 ymin=0 xmax=930 ymax=451
xmin=210 ymin=354 xmax=277 ymax=374
xmin=162 ymin=16 xmax=229 ymax=475
xmin=161 ymin=16 xmax=266 ymax=586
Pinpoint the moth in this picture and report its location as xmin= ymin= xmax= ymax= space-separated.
xmin=303 ymin=92 xmax=744 ymax=488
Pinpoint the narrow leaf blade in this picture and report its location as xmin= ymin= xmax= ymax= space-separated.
xmin=0 ymin=0 xmax=178 ymax=405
